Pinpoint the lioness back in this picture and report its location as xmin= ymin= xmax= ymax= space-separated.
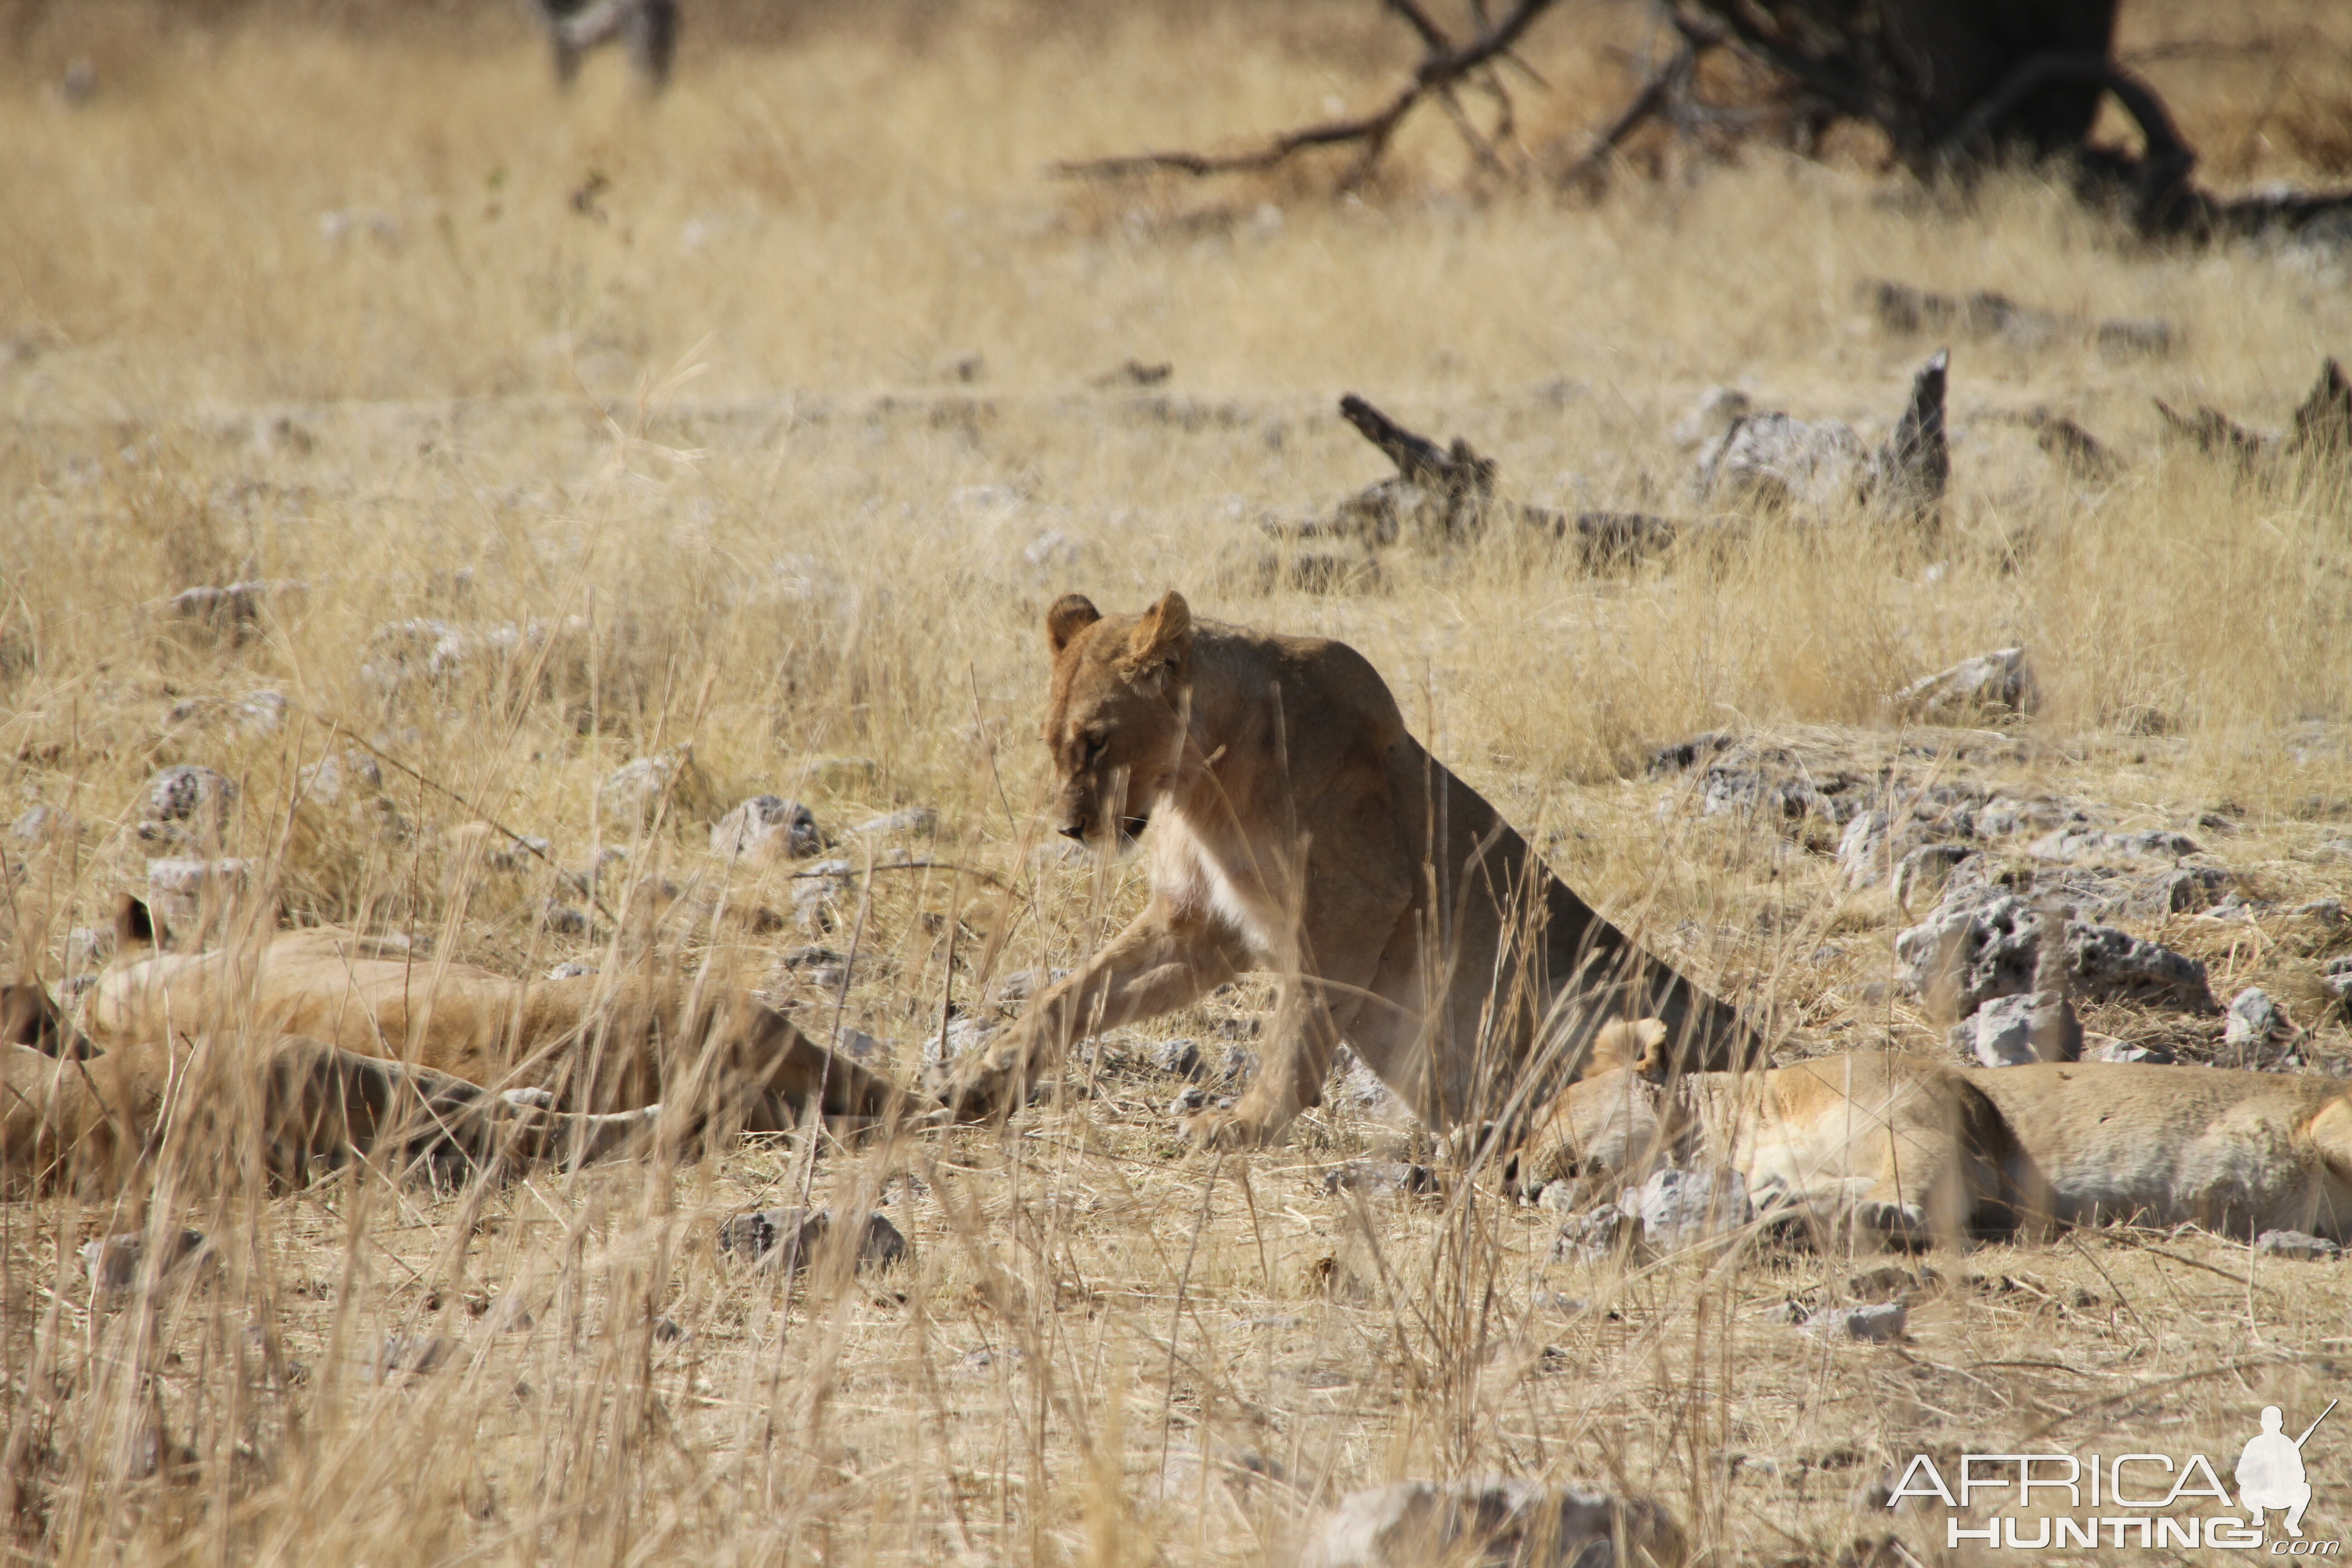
xmin=87 ymin=923 xmax=651 ymax=1102
xmin=1965 ymin=1060 xmax=2352 ymax=1236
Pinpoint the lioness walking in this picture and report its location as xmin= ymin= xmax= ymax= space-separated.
xmin=937 ymin=591 xmax=1762 ymax=1146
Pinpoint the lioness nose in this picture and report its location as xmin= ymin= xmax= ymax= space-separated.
xmin=1057 ymin=822 xmax=1088 ymax=843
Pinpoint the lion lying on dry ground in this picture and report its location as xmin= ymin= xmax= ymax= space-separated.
xmin=1511 ymin=1027 xmax=2352 ymax=1246
xmin=2 ymin=982 xmax=655 ymax=1197
xmin=935 ymin=590 xmax=1762 ymax=1147
xmin=85 ymin=895 xmax=899 ymax=1134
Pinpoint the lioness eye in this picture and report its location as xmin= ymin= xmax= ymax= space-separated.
xmin=1081 ymin=734 xmax=1107 ymax=765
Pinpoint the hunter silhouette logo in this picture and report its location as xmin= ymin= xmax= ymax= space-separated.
xmin=2240 ymin=1402 xmax=2334 ymax=1539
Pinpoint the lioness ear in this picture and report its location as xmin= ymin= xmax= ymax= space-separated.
xmin=0 ymin=985 xmax=47 ymax=1048
xmin=1591 ymin=1018 xmax=1669 ymax=1079
xmin=1629 ymin=1018 xmax=1669 ymax=1079
xmin=1121 ymin=590 xmax=1192 ymax=675
xmin=116 ymin=893 xmax=157 ymax=954
xmin=0 ymin=982 xmax=81 ymax=1058
xmin=1045 ymin=594 xmax=1102 ymax=657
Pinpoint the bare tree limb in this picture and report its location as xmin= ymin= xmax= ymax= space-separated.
xmin=1465 ymin=0 xmax=1551 ymax=87
xmin=1665 ymin=0 xmax=1882 ymax=130
xmin=1435 ymin=84 xmax=1510 ymax=177
xmin=1383 ymin=0 xmax=1454 ymax=53
xmin=1054 ymin=0 xmax=1561 ymax=185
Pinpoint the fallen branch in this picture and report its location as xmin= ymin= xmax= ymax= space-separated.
xmin=2024 ymin=411 xmax=2122 ymax=484
xmin=1280 ymin=395 xmax=1690 ymax=568
xmin=1055 ymin=0 xmax=1559 ymax=188
xmin=1339 ymin=394 xmax=1495 ymax=500
xmin=1550 ymin=510 xmax=1687 ymax=566
xmin=1327 ymin=394 xmax=1498 ymax=544
xmin=2156 ymin=358 xmax=2352 ymax=475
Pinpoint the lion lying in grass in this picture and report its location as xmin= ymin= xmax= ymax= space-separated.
xmin=2 ymin=982 xmax=655 ymax=1197
xmin=83 ymin=895 xmax=901 ymax=1133
xmin=936 ymin=591 xmax=1762 ymax=1147
xmin=1512 ymin=1027 xmax=2352 ymax=1247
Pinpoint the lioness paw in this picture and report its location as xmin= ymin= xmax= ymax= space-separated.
xmin=928 ymin=1059 xmax=1014 ymax=1122
xmin=1854 ymin=1200 xmax=1930 ymax=1248
xmin=1180 ymin=1105 xmax=1283 ymax=1150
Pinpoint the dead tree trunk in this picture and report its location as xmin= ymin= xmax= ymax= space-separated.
xmin=1667 ymin=0 xmax=2124 ymax=167
xmin=1054 ymin=0 xmax=2352 ymax=245
xmin=1662 ymin=0 xmax=2352 ymax=240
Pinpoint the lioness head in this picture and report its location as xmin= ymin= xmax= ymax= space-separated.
xmin=1038 ymin=591 xmax=1193 ymax=849
xmin=1508 ymin=1068 xmax=1670 ymax=1200
xmin=1505 ymin=1019 xmax=1681 ymax=1196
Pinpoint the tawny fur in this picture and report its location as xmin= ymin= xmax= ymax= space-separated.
xmin=84 ymin=899 xmax=903 ymax=1132
xmin=1515 ymin=1050 xmax=2352 ymax=1245
xmin=0 ymin=1028 xmax=656 ymax=1200
xmin=936 ymin=591 xmax=1762 ymax=1146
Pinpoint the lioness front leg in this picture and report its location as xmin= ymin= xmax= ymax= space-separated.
xmin=1183 ymin=893 xmax=1407 ymax=1150
xmin=936 ymin=903 xmax=1248 ymax=1121
xmin=1181 ymin=971 xmax=1355 ymax=1149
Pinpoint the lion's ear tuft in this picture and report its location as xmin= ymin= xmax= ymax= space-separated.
xmin=1121 ymin=590 xmax=1192 ymax=674
xmin=1045 ymin=594 xmax=1103 ymax=656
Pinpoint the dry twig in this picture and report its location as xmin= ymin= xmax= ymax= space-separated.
xmin=1055 ymin=0 xmax=1559 ymax=188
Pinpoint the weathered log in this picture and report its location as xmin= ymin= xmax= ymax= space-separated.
xmin=1695 ymin=349 xmax=1950 ymax=525
xmin=1558 ymin=510 xmax=1687 ymax=567
xmin=2156 ymin=359 xmax=2352 ymax=477
xmin=1870 ymin=348 xmax=1950 ymax=524
xmin=2293 ymin=359 xmax=2352 ymax=465
xmin=1320 ymin=394 xmax=1499 ymax=546
xmin=2028 ymin=412 xmax=2122 ymax=484
xmin=1316 ymin=396 xmax=1690 ymax=568
xmin=1339 ymin=394 xmax=1496 ymax=500
xmin=2154 ymin=398 xmax=2268 ymax=469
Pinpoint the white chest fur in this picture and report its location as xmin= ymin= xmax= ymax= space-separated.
xmin=1147 ymin=806 xmax=1283 ymax=960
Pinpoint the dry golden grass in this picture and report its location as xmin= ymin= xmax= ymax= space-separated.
xmin=3 ymin=3 xmax=2352 ymax=1564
